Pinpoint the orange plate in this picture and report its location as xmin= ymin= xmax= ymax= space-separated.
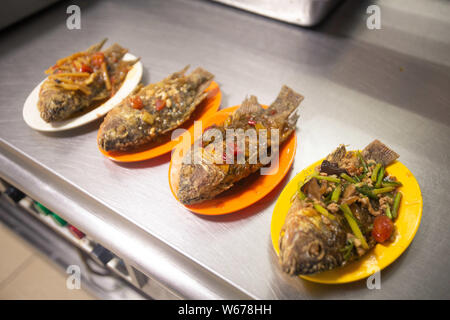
xmin=168 ymin=106 xmax=297 ymax=215
xmin=98 ymin=81 xmax=222 ymax=162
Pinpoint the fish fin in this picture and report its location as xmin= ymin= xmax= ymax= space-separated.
xmin=362 ymin=140 xmax=399 ymax=166
xmin=87 ymin=38 xmax=107 ymax=53
xmin=189 ymin=67 xmax=214 ymax=94
xmin=160 ymin=68 xmax=214 ymax=135
xmin=234 ymin=95 xmax=263 ymax=118
xmin=266 ymin=85 xmax=303 ymax=133
xmin=268 ymin=85 xmax=304 ymax=115
xmin=326 ymin=144 xmax=347 ymax=163
xmin=120 ymin=57 xmax=140 ymax=70
xmin=103 ymin=43 xmax=128 ymax=59
xmin=168 ymin=65 xmax=191 ymax=80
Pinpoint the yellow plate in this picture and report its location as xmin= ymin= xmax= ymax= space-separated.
xmin=270 ymin=157 xmax=423 ymax=284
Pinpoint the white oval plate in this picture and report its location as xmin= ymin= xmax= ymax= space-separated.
xmin=23 ymin=53 xmax=142 ymax=132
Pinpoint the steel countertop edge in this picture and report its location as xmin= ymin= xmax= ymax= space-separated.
xmin=0 ymin=140 xmax=253 ymax=299
xmin=1 ymin=0 xmax=450 ymax=300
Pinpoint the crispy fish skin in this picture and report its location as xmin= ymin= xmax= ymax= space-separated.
xmin=176 ymin=85 xmax=304 ymax=205
xmin=278 ymin=140 xmax=399 ymax=276
xmin=279 ymin=197 xmax=347 ymax=275
xmin=38 ymin=40 xmax=136 ymax=122
xmin=97 ymin=66 xmax=214 ymax=152
xmin=279 ymin=194 xmax=376 ymax=275
xmin=326 ymin=144 xmax=346 ymax=163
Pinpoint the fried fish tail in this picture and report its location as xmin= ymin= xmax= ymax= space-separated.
xmin=189 ymin=67 xmax=214 ymax=93
xmin=86 ymin=38 xmax=107 ymax=54
xmin=267 ymin=85 xmax=304 ymax=141
xmin=362 ymin=139 xmax=399 ymax=166
xmin=160 ymin=67 xmax=214 ymax=135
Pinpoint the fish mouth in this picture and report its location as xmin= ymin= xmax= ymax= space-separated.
xmin=98 ymin=135 xmax=112 ymax=152
xmin=39 ymin=99 xmax=68 ymax=122
xmin=178 ymin=194 xmax=206 ymax=205
xmin=177 ymin=178 xmax=219 ymax=205
xmin=98 ymin=133 xmax=132 ymax=152
xmin=176 ymin=162 xmax=228 ymax=205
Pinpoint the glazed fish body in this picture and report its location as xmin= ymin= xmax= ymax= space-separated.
xmin=279 ymin=140 xmax=400 ymax=276
xmin=176 ymin=85 xmax=304 ymax=205
xmin=98 ymin=66 xmax=214 ymax=152
xmin=38 ymin=40 xmax=137 ymax=122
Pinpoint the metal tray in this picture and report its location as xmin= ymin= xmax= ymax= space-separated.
xmin=212 ymin=0 xmax=342 ymax=26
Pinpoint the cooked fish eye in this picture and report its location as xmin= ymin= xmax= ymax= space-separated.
xmin=307 ymin=240 xmax=325 ymax=260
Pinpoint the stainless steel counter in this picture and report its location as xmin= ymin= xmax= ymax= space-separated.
xmin=1 ymin=0 xmax=449 ymax=299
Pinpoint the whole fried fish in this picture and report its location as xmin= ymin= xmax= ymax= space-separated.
xmin=176 ymin=85 xmax=304 ymax=205
xmin=38 ymin=39 xmax=137 ymax=122
xmin=279 ymin=140 xmax=401 ymax=276
xmin=98 ymin=66 xmax=214 ymax=152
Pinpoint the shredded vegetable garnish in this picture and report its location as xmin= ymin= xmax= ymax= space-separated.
xmin=43 ymin=49 xmax=99 ymax=95
xmin=101 ymin=62 xmax=111 ymax=90
xmin=49 ymin=72 xmax=90 ymax=78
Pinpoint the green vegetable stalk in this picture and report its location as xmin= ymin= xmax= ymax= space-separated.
xmin=372 ymin=186 xmax=395 ymax=195
xmin=381 ymin=181 xmax=403 ymax=188
xmin=341 ymin=173 xmax=357 ymax=184
xmin=313 ymin=203 xmax=336 ymax=220
xmin=372 ymin=163 xmax=382 ymax=182
xmin=392 ymin=192 xmax=402 ymax=218
xmin=375 ymin=166 xmax=385 ymax=188
xmin=385 ymin=203 xmax=393 ymax=219
xmin=357 ymin=151 xmax=368 ymax=173
xmin=340 ymin=203 xmax=369 ymax=250
xmin=314 ymin=174 xmax=341 ymax=184
xmin=331 ymin=184 xmax=342 ymax=202
xmin=356 ymin=186 xmax=378 ymax=199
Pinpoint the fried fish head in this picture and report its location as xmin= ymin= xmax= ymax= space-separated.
xmin=38 ymin=87 xmax=87 ymax=122
xmin=176 ymin=159 xmax=231 ymax=205
xmin=97 ymin=105 xmax=148 ymax=151
xmin=279 ymin=203 xmax=346 ymax=275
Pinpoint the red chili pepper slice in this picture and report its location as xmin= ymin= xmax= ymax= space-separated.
xmin=91 ymin=52 xmax=105 ymax=69
xmin=79 ymin=63 xmax=93 ymax=73
xmin=155 ymin=98 xmax=166 ymax=111
xmin=129 ymin=96 xmax=143 ymax=110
